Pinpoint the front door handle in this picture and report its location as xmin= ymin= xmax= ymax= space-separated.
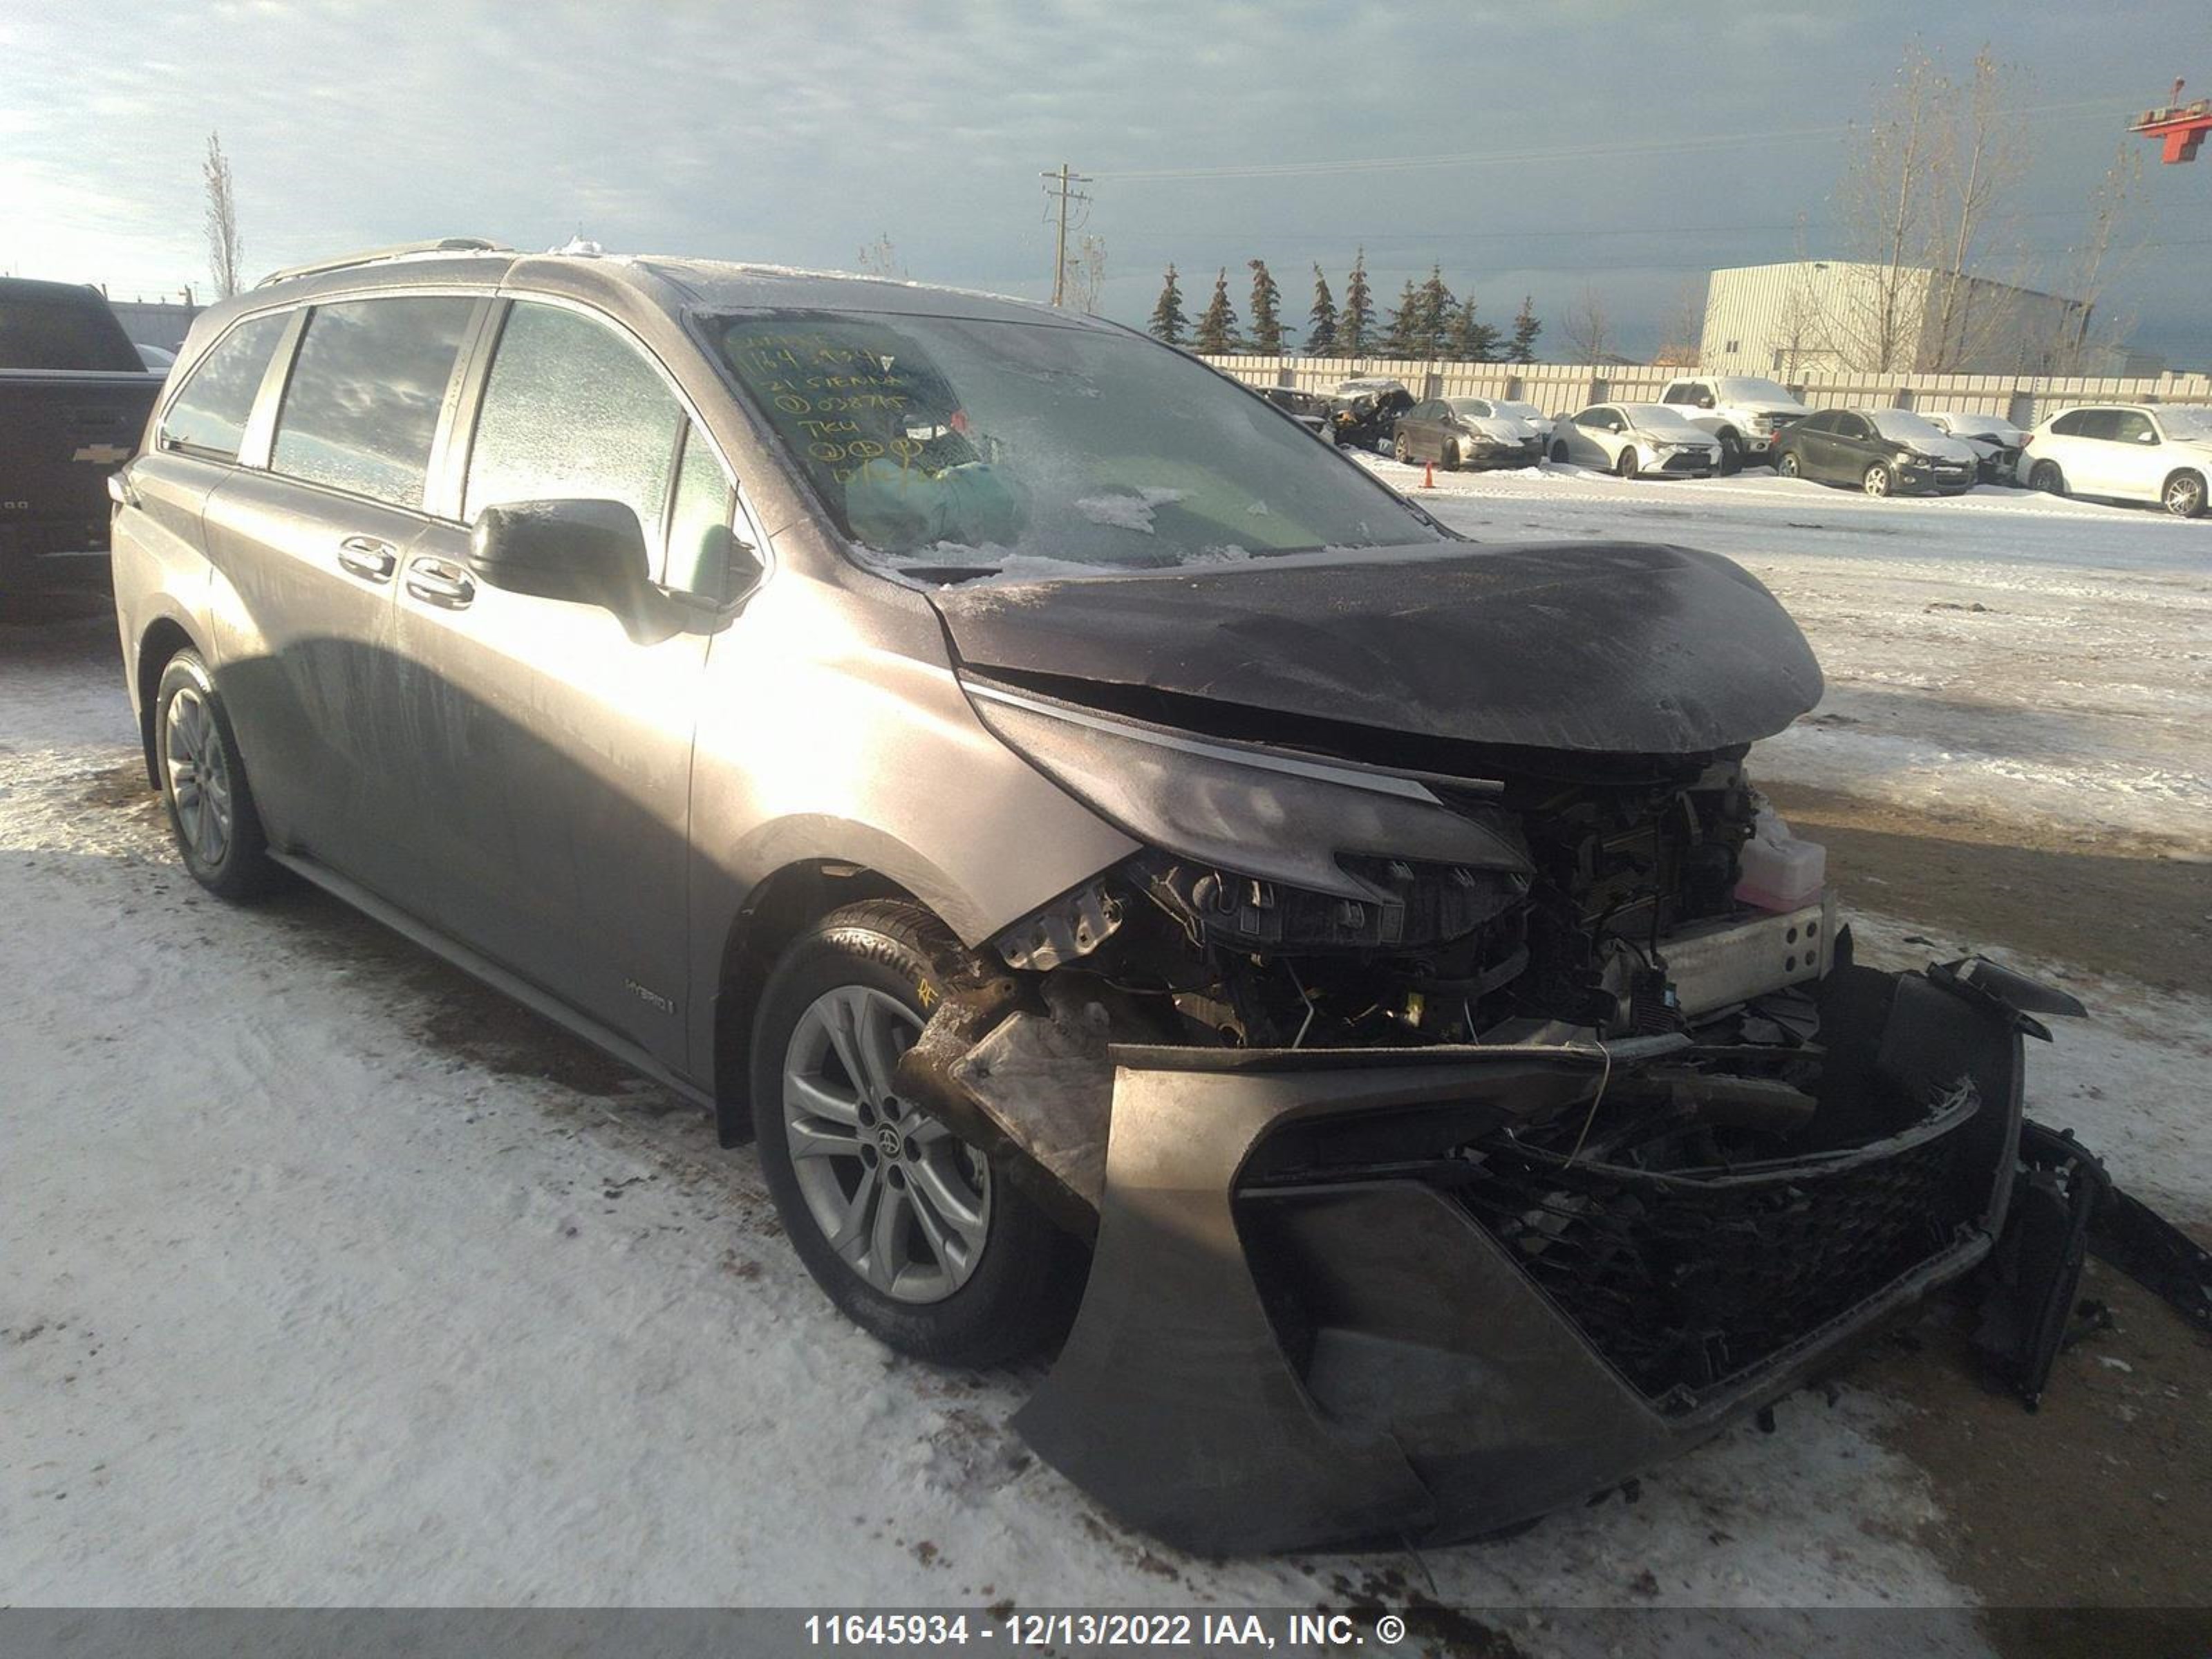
xmin=337 ymin=535 xmax=397 ymax=582
xmin=404 ymin=555 xmax=476 ymax=610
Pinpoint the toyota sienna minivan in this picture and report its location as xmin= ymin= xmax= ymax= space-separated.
xmin=110 ymin=240 xmax=2084 ymax=1552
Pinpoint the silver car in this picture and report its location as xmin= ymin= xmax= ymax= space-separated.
xmin=109 ymin=243 xmax=2095 ymax=1553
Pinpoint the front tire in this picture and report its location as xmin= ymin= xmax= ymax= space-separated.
xmin=751 ymin=900 xmax=1082 ymax=1368
xmin=154 ymin=650 xmax=279 ymax=901
xmin=1717 ymin=431 xmax=1744 ymax=476
xmin=1614 ymin=446 xmax=1640 ymax=479
xmin=2162 ymin=470 xmax=2206 ymax=519
xmin=1445 ymin=440 xmax=1463 ymax=471
xmin=1862 ymin=462 xmax=1894 ymax=498
xmin=1392 ymin=433 xmax=1412 ymax=465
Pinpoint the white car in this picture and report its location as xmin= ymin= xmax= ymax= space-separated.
xmin=2020 ymin=404 xmax=2211 ymax=518
xmin=1548 ymin=402 xmax=1722 ymax=478
xmin=1658 ymin=375 xmax=1812 ymax=471
xmin=1920 ymin=410 xmax=2028 ymax=485
xmin=1468 ymin=396 xmax=1555 ymax=442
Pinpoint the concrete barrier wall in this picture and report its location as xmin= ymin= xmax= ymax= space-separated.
xmin=1201 ymin=355 xmax=2212 ymax=428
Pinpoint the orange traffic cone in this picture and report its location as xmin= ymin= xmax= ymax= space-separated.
xmin=1422 ymin=460 xmax=1435 ymax=489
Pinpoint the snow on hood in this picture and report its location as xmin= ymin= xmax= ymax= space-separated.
xmin=1467 ymin=414 xmax=1536 ymax=443
xmin=1868 ymin=411 xmax=1979 ymax=464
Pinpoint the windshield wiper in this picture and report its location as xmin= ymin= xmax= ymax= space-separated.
xmin=897 ymin=563 xmax=1003 ymax=584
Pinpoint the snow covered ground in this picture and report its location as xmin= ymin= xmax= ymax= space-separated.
xmin=1367 ymin=456 xmax=2212 ymax=856
xmin=4 ymin=462 xmax=2208 ymax=1644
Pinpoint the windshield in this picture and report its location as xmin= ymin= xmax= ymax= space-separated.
xmin=1492 ymin=401 xmax=1544 ymax=420
xmin=713 ymin=311 xmax=1444 ymax=570
xmin=1868 ymin=409 xmax=1953 ymax=447
xmin=2157 ymin=406 xmax=2212 ymax=442
xmin=1713 ymin=376 xmax=1799 ymax=405
xmin=1931 ymin=413 xmax=2017 ymax=439
xmin=1618 ymin=404 xmax=1714 ymax=440
xmin=1446 ymin=399 xmax=1499 ymax=419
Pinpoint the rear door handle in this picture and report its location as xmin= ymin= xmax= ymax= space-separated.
xmin=404 ymin=554 xmax=476 ymax=610
xmin=337 ymin=536 xmax=397 ymax=582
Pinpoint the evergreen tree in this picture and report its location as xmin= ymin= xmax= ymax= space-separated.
xmin=1192 ymin=268 xmax=1241 ymax=355
xmin=1340 ymin=249 xmax=1374 ymax=357
xmin=1412 ymin=264 xmax=1456 ymax=359
xmin=1447 ymin=297 xmax=1499 ymax=363
xmin=1147 ymin=264 xmax=1188 ymax=346
xmin=1379 ymin=276 xmax=1421 ymax=359
xmin=1508 ymin=294 xmax=1543 ymax=364
xmin=1304 ymin=264 xmax=1338 ymax=356
xmin=1246 ymin=259 xmax=1285 ymax=355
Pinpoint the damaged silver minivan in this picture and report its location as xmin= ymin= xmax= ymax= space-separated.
xmin=111 ymin=245 xmax=2189 ymax=1553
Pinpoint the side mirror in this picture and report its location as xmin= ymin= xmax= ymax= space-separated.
xmin=1697 ymin=395 xmax=1716 ymax=409
xmin=469 ymin=499 xmax=650 ymax=612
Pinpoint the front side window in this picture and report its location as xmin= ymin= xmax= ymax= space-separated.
xmin=1836 ymin=414 xmax=1869 ymax=440
xmin=272 ymin=297 xmax=476 ymax=507
xmin=465 ymin=302 xmax=684 ymax=552
xmin=159 ymin=312 xmax=290 ymax=461
xmin=711 ymin=310 xmax=1443 ymax=572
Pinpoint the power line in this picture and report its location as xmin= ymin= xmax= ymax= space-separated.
xmin=1041 ymin=162 xmax=1093 ymax=306
xmin=1093 ymin=96 xmax=2143 ymax=184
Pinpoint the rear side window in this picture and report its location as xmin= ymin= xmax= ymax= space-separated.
xmin=463 ymin=301 xmax=683 ymax=550
xmin=2108 ymin=411 xmax=2157 ymax=444
xmin=0 ymin=287 xmax=141 ymax=372
xmin=272 ymin=297 xmax=476 ymax=508
xmin=2049 ymin=410 xmax=2095 ymax=438
xmin=159 ymin=313 xmax=290 ymax=460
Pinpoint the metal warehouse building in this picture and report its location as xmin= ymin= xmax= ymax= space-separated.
xmin=1700 ymin=261 xmax=2108 ymax=379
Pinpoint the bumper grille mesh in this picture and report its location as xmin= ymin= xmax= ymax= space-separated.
xmin=1456 ymin=1101 xmax=1975 ymax=1408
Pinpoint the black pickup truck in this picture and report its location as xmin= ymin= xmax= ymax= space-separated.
xmin=1 ymin=279 xmax=163 ymax=590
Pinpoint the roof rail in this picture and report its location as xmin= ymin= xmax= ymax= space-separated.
xmin=254 ymin=238 xmax=511 ymax=290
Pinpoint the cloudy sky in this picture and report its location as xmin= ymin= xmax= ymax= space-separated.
xmin=5 ymin=0 xmax=2206 ymax=365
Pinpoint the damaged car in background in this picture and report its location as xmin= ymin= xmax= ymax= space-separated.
xmin=110 ymin=249 xmax=2211 ymax=1557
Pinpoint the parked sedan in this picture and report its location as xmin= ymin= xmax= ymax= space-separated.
xmin=1547 ymin=402 xmax=1721 ymax=478
xmin=1921 ymin=411 xmax=2027 ymax=485
xmin=1255 ymin=384 xmax=1336 ymax=442
xmin=1774 ymin=409 xmax=1978 ymax=497
xmin=1390 ymin=396 xmax=1541 ymax=470
xmin=2019 ymin=404 xmax=2211 ymax=518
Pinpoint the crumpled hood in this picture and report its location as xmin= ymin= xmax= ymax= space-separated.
xmin=930 ymin=541 xmax=1825 ymax=756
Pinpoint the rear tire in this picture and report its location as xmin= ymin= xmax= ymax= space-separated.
xmin=2029 ymin=460 xmax=2067 ymax=497
xmin=1777 ymin=450 xmax=1803 ymax=478
xmin=153 ymin=650 xmax=279 ymax=901
xmin=750 ymin=899 xmax=1083 ymax=1368
xmin=1549 ymin=442 xmax=1570 ymax=465
xmin=2162 ymin=470 xmax=2206 ymax=519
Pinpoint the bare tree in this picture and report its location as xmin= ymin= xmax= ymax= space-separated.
xmin=1826 ymin=44 xmax=1949 ymax=372
xmin=1562 ymin=286 xmax=1613 ymax=364
xmin=1924 ymin=47 xmax=2031 ymax=370
xmin=1069 ymin=233 xmax=1107 ymax=315
xmin=856 ymin=232 xmax=906 ymax=280
xmin=1653 ymin=277 xmax=1708 ymax=366
xmin=203 ymin=131 xmax=243 ymax=299
xmin=2045 ymin=144 xmax=2147 ymax=373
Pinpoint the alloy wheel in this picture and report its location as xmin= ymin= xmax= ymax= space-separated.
xmin=1863 ymin=464 xmax=1892 ymax=498
xmin=2165 ymin=474 xmax=2206 ymax=518
xmin=163 ymin=686 xmax=234 ymax=869
xmin=1779 ymin=451 xmax=1801 ymax=478
xmin=780 ymin=984 xmax=991 ymax=1304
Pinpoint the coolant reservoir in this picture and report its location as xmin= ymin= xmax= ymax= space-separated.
xmin=1734 ymin=808 xmax=1827 ymax=912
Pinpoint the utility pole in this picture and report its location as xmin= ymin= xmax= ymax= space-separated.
xmin=1041 ymin=162 xmax=1092 ymax=306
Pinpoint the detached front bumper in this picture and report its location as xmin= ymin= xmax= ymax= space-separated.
xmin=1012 ymin=964 xmax=2032 ymax=1553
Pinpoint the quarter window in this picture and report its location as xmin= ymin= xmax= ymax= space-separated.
xmin=464 ymin=301 xmax=684 ymax=554
xmin=272 ymin=297 xmax=476 ymax=507
xmin=159 ymin=312 xmax=290 ymax=461
xmin=664 ymin=422 xmax=738 ymax=597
